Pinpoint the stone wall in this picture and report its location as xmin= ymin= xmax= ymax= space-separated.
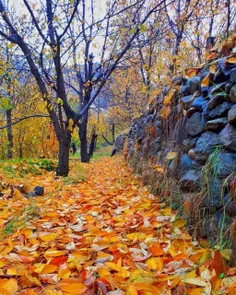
xmin=114 ymin=52 xmax=236 ymax=243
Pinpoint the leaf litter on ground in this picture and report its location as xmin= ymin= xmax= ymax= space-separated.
xmin=0 ymin=156 xmax=236 ymax=294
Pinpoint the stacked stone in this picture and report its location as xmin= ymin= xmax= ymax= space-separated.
xmin=178 ymin=58 xmax=236 ymax=218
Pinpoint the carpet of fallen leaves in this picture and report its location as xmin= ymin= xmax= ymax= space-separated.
xmin=0 ymin=156 xmax=236 ymax=295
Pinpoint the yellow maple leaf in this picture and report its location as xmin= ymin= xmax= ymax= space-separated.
xmin=146 ymin=257 xmax=163 ymax=271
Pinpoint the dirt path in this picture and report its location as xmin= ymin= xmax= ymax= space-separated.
xmin=0 ymin=156 xmax=235 ymax=294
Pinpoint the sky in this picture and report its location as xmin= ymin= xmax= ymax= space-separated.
xmin=4 ymin=0 xmax=109 ymax=62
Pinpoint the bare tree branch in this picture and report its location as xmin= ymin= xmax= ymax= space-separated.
xmin=59 ymin=0 xmax=80 ymax=40
xmin=23 ymin=0 xmax=50 ymax=45
xmin=0 ymin=114 xmax=50 ymax=130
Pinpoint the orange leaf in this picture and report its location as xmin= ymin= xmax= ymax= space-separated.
xmin=209 ymin=62 xmax=217 ymax=74
xmin=50 ymin=256 xmax=68 ymax=266
xmin=201 ymin=74 xmax=210 ymax=87
xmin=44 ymin=249 xmax=67 ymax=257
xmin=211 ymin=250 xmax=227 ymax=276
xmin=6 ymin=268 xmax=17 ymax=276
xmin=39 ymin=233 xmax=58 ymax=241
xmin=149 ymin=243 xmax=164 ymax=256
xmin=40 ymin=264 xmax=58 ymax=274
xmin=163 ymin=89 xmax=176 ymax=105
xmin=58 ymin=268 xmax=71 ymax=279
xmin=225 ymin=57 xmax=236 ymax=64
xmin=160 ymin=106 xmax=171 ymax=119
xmin=59 ymin=283 xmax=87 ymax=294
xmin=189 ymin=288 xmax=204 ymax=295
xmin=185 ymin=68 xmax=199 ymax=78
xmin=174 ymin=219 xmax=186 ymax=228
xmin=98 ymin=267 xmax=111 ymax=277
xmin=2 ymin=278 xmax=18 ymax=295
xmin=126 ymin=285 xmax=138 ymax=295
xmin=146 ymin=257 xmax=163 ymax=271
xmin=207 ymin=52 xmax=218 ymax=60
xmin=0 ymin=288 xmax=10 ymax=295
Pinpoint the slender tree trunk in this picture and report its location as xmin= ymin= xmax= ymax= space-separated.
xmin=88 ymin=127 xmax=97 ymax=158
xmin=57 ymin=138 xmax=71 ymax=176
xmin=79 ymin=110 xmax=90 ymax=163
xmin=56 ymin=126 xmax=71 ymax=176
xmin=112 ymin=123 xmax=115 ymax=144
xmin=6 ymin=109 xmax=13 ymax=159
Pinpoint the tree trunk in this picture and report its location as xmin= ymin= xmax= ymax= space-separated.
xmin=6 ymin=109 xmax=13 ymax=159
xmin=112 ymin=123 xmax=115 ymax=144
xmin=89 ymin=127 xmax=97 ymax=158
xmin=56 ymin=139 xmax=70 ymax=176
xmin=79 ymin=111 xmax=90 ymax=163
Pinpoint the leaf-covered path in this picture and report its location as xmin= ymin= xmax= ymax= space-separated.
xmin=0 ymin=156 xmax=235 ymax=294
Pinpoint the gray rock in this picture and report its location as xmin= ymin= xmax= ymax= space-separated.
xmin=210 ymin=82 xmax=226 ymax=96
xmin=213 ymin=68 xmax=230 ymax=83
xmin=215 ymin=152 xmax=236 ymax=177
xmin=185 ymin=112 xmax=204 ymax=136
xmin=228 ymin=105 xmax=236 ymax=124
xmin=201 ymin=87 xmax=209 ymax=98
xmin=179 ymin=154 xmax=195 ymax=171
xmin=183 ymin=137 xmax=198 ymax=150
xmin=218 ymin=58 xmax=232 ymax=76
xmin=151 ymin=139 xmax=161 ymax=155
xmin=194 ymin=131 xmax=221 ymax=162
xmin=172 ymin=76 xmax=187 ymax=86
xmin=208 ymin=93 xmax=227 ymax=110
xmin=225 ymin=82 xmax=235 ymax=95
xmin=230 ymin=68 xmax=236 ymax=83
xmin=192 ymin=96 xmax=208 ymax=111
xmin=225 ymin=194 xmax=236 ymax=217
xmin=179 ymin=169 xmax=201 ymax=191
xmin=219 ymin=123 xmax=236 ymax=151
xmin=145 ymin=114 xmax=153 ymax=124
xmin=186 ymin=107 xmax=198 ymax=118
xmin=202 ymin=105 xmax=210 ymax=122
xmin=205 ymin=117 xmax=228 ymax=131
xmin=226 ymin=201 xmax=236 ymax=217
xmin=29 ymin=186 xmax=44 ymax=197
xmin=202 ymin=178 xmax=224 ymax=208
xmin=208 ymin=102 xmax=233 ymax=119
xmin=189 ymin=76 xmax=201 ymax=94
xmin=179 ymin=85 xmax=190 ymax=96
xmin=114 ymin=133 xmax=128 ymax=152
xmin=180 ymin=95 xmax=194 ymax=110
xmin=154 ymin=120 xmax=162 ymax=129
xmin=229 ymin=85 xmax=236 ymax=103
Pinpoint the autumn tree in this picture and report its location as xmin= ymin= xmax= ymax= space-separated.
xmin=0 ymin=35 xmax=23 ymax=158
xmin=0 ymin=73 xmax=54 ymax=159
xmin=0 ymin=0 xmax=167 ymax=175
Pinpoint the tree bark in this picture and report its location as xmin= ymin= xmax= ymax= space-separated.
xmin=79 ymin=110 xmax=90 ymax=163
xmin=6 ymin=109 xmax=13 ymax=159
xmin=89 ymin=127 xmax=97 ymax=158
xmin=57 ymin=136 xmax=71 ymax=176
